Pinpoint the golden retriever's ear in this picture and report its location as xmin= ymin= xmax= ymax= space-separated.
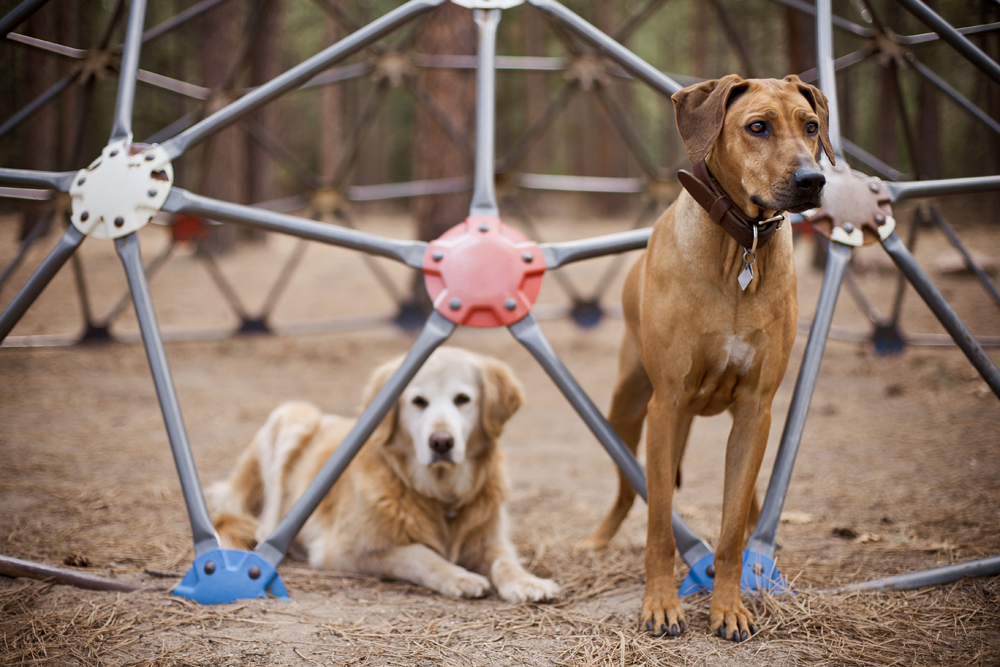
xmin=361 ymin=357 xmax=402 ymax=447
xmin=784 ymin=74 xmax=835 ymax=165
xmin=479 ymin=358 xmax=524 ymax=441
xmin=671 ymin=74 xmax=749 ymax=165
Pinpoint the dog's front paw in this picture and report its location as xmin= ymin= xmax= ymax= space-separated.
xmin=709 ymin=595 xmax=757 ymax=643
xmin=641 ymin=589 xmax=686 ymax=638
xmin=497 ymin=574 xmax=561 ymax=603
xmin=439 ymin=570 xmax=491 ymax=599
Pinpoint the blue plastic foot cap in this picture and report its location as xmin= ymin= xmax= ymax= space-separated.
xmin=173 ymin=548 xmax=289 ymax=604
xmin=679 ymin=549 xmax=790 ymax=596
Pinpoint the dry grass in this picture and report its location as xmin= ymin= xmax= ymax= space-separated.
xmin=3 ymin=542 xmax=999 ymax=667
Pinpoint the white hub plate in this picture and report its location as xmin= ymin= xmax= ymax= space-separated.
xmin=70 ymin=139 xmax=174 ymax=240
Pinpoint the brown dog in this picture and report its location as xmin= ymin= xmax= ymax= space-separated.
xmin=579 ymin=75 xmax=832 ymax=641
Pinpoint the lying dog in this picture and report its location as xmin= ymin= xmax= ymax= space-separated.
xmin=580 ymin=75 xmax=831 ymax=641
xmin=209 ymin=346 xmax=559 ymax=603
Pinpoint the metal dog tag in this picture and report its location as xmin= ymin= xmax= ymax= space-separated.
xmin=738 ymin=263 xmax=753 ymax=290
xmin=738 ymin=223 xmax=759 ymax=291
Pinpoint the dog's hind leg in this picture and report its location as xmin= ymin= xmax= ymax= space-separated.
xmin=578 ymin=333 xmax=652 ymax=551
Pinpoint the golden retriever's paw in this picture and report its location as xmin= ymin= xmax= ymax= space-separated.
xmin=440 ymin=571 xmax=491 ymax=599
xmin=709 ymin=596 xmax=757 ymax=643
xmin=497 ymin=575 xmax=561 ymax=603
xmin=641 ymin=589 xmax=686 ymax=638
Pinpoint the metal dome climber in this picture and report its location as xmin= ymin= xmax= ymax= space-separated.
xmin=2 ymin=0 xmax=1000 ymax=603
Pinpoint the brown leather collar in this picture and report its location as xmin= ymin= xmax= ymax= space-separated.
xmin=677 ymin=161 xmax=784 ymax=251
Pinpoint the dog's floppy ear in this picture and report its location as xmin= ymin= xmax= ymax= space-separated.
xmin=361 ymin=356 xmax=402 ymax=447
xmin=783 ymin=74 xmax=835 ymax=165
xmin=671 ymin=74 xmax=750 ymax=165
xmin=479 ymin=358 xmax=524 ymax=441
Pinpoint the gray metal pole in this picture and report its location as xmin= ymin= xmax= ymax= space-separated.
xmin=748 ymin=239 xmax=852 ymax=558
xmin=0 ymin=72 xmax=78 ymax=141
xmin=928 ymin=207 xmax=1000 ymax=308
xmin=815 ymin=0 xmax=844 ymax=161
xmin=0 ymin=167 xmax=76 ymax=191
xmin=162 ymin=187 xmax=428 ymax=268
xmin=470 ymin=9 xmax=500 ymax=217
xmin=108 ymin=0 xmax=149 ymax=144
xmin=832 ymin=555 xmax=1000 ymax=593
xmin=894 ymin=0 xmax=1000 ymax=86
xmin=0 ymin=210 xmax=52 ymax=291
xmin=115 ymin=233 xmax=221 ymax=557
xmin=508 ymin=314 xmax=712 ymax=567
xmin=159 ymin=0 xmax=445 ymax=160
xmin=525 ymin=0 xmax=682 ymax=98
xmin=909 ymin=57 xmax=1000 ymax=138
xmin=0 ymin=0 xmax=53 ymax=37
xmin=255 ymin=311 xmax=456 ymax=567
xmin=887 ymin=176 xmax=1000 ymax=202
xmin=881 ymin=231 xmax=1000 ymax=398
xmin=540 ymin=228 xmax=652 ymax=269
xmin=0 ymin=225 xmax=85 ymax=342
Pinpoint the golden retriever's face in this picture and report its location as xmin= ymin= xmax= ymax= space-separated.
xmin=399 ymin=352 xmax=481 ymax=468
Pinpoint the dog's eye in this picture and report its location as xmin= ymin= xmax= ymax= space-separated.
xmin=453 ymin=393 xmax=471 ymax=406
xmin=805 ymin=121 xmax=818 ymax=135
xmin=746 ymin=121 xmax=768 ymax=135
xmin=412 ymin=396 xmax=428 ymax=409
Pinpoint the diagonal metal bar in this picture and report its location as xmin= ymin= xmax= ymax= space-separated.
xmin=135 ymin=70 xmax=213 ymax=100
xmin=842 ymin=138 xmax=907 ymax=181
xmin=196 ymin=247 xmax=251 ymax=321
xmin=894 ymin=0 xmax=1000 ymax=85
xmin=70 ymin=251 xmax=95 ymax=329
xmin=256 ymin=238 xmax=308 ymax=321
xmin=593 ymin=82 xmax=661 ymax=179
xmin=832 ymin=556 xmax=1000 ymax=593
xmin=471 ymin=8 xmax=501 ymax=217
xmin=298 ymin=62 xmax=377 ymax=90
xmin=767 ymin=0 xmax=873 ymax=38
xmin=0 ymin=225 xmax=84 ymax=342
xmin=886 ymin=176 xmax=1000 ymax=201
xmin=928 ymin=207 xmax=1000 ymax=308
xmin=160 ymin=0 xmax=446 ymax=161
xmin=244 ymin=119 xmax=322 ymax=191
xmin=588 ymin=200 xmax=658 ymax=301
xmin=116 ymin=232 xmax=221 ymax=557
xmin=143 ymin=110 xmax=201 ymax=145
xmin=162 ymin=187 xmax=428 ymax=268
xmin=254 ymin=310 xmax=456 ymax=567
xmin=404 ymin=79 xmax=476 ymax=162
xmin=331 ymin=80 xmax=390 ymax=188
xmin=527 ymin=0 xmax=682 ymax=97
xmin=0 ymin=70 xmax=78 ymax=142
xmin=815 ymin=0 xmax=844 ymax=161
xmin=140 ymin=0 xmax=234 ymax=46
xmin=495 ymin=82 xmax=576 ymax=174
xmin=504 ymin=196 xmax=583 ymax=302
xmin=611 ymin=0 xmax=670 ymax=43
xmin=887 ymin=62 xmax=923 ymax=180
xmin=0 ymin=168 xmax=75 ymax=191
xmin=4 ymin=33 xmax=86 ymax=58
xmin=706 ymin=0 xmax=758 ymax=78
xmin=909 ymin=56 xmax=1000 ymax=138
xmin=0 ymin=0 xmax=52 ymax=37
xmin=881 ymin=230 xmax=1000 ymax=398
xmin=897 ymin=22 xmax=1000 ymax=46
xmin=796 ymin=46 xmax=873 ymax=84
xmin=220 ymin=0 xmax=276 ymax=92
xmin=335 ymin=209 xmax=405 ymax=307
xmin=748 ymin=239 xmax=852 ymax=557
xmin=843 ymin=268 xmax=883 ymax=325
xmin=98 ymin=238 xmax=177 ymax=326
xmin=0 ymin=210 xmax=52 ymax=291
xmin=890 ymin=207 xmax=922 ymax=329
xmin=347 ymin=176 xmax=471 ymax=201
xmin=109 ymin=0 xmax=150 ymax=143
xmin=508 ymin=313 xmax=712 ymax=567
xmin=541 ymin=227 xmax=652 ymax=269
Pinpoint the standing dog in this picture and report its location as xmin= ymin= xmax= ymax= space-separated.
xmin=579 ymin=75 xmax=831 ymax=641
xmin=209 ymin=346 xmax=560 ymax=603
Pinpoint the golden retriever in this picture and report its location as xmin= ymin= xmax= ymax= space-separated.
xmin=208 ymin=346 xmax=560 ymax=603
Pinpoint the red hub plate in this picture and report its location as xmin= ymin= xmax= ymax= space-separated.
xmin=423 ymin=216 xmax=545 ymax=328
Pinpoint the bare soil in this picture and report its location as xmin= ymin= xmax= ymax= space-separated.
xmin=1 ymin=208 xmax=999 ymax=666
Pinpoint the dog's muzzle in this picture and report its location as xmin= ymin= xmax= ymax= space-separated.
xmin=429 ymin=432 xmax=454 ymax=464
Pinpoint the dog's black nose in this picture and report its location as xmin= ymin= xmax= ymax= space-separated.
xmin=429 ymin=433 xmax=454 ymax=455
xmin=793 ymin=167 xmax=825 ymax=195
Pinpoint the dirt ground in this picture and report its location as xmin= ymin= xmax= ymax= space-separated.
xmin=1 ymin=205 xmax=999 ymax=666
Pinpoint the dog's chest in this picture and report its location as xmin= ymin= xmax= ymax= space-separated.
xmin=686 ymin=334 xmax=758 ymax=414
